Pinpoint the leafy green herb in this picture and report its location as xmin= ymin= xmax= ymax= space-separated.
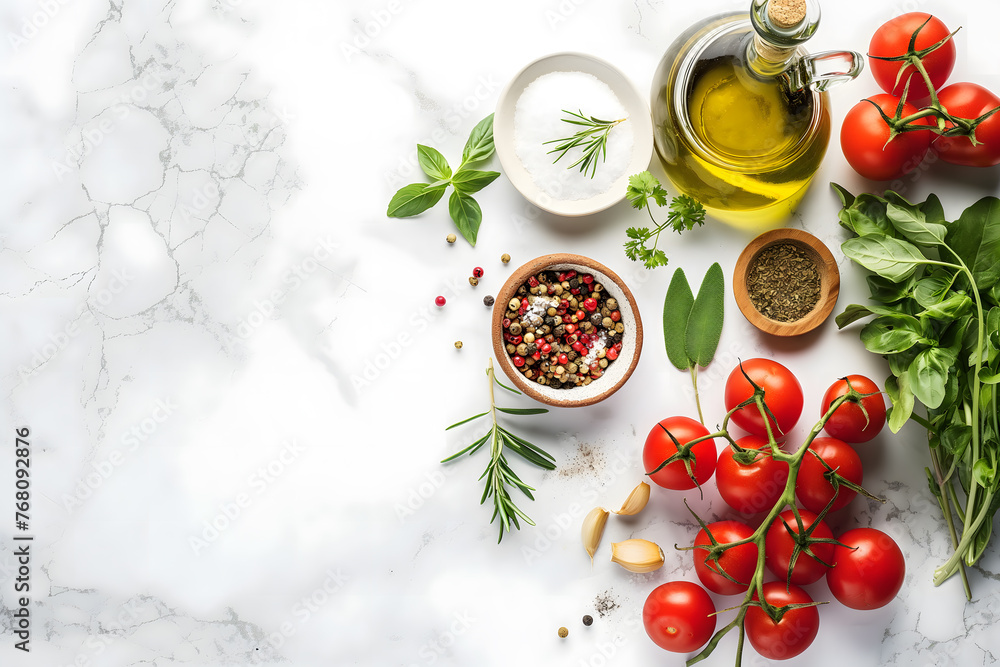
xmin=624 ymin=172 xmax=706 ymax=269
xmin=833 ymin=183 xmax=1000 ymax=599
xmin=544 ymin=109 xmax=627 ymax=179
xmin=662 ymin=263 xmax=725 ymax=423
xmin=386 ymin=114 xmax=499 ymax=246
xmin=442 ymin=358 xmax=554 ymax=543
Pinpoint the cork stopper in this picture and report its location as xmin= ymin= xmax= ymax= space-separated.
xmin=768 ymin=0 xmax=807 ymax=29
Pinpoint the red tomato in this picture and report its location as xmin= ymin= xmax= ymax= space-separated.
xmin=744 ymin=582 xmax=820 ymax=660
xmin=643 ymin=416 xmax=717 ymax=490
xmin=724 ymin=359 xmax=803 ymax=438
xmin=716 ymin=435 xmax=790 ymax=515
xmin=827 ymin=528 xmax=905 ymax=610
xmin=841 ymin=94 xmax=934 ymax=181
xmin=764 ymin=509 xmax=835 ymax=585
xmin=933 ymin=83 xmax=1000 ymax=167
xmin=642 ymin=581 xmax=717 ymax=653
xmin=821 ymin=375 xmax=887 ymax=443
xmin=693 ymin=520 xmax=758 ymax=596
xmin=868 ymin=13 xmax=956 ymax=104
xmin=795 ymin=437 xmax=863 ymax=513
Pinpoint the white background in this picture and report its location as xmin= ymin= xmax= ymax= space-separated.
xmin=2 ymin=0 xmax=1000 ymax=665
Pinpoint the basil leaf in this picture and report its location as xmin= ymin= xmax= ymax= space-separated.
xmin=908 ymin=346 xmax=952 ymax=409
xmin=387 ymin=182 xmax=448 ymax=218
xmin=830 ymin=182 xmax=855 ymax=208
xmin=417 ymin=145 xmax=452 ymax=181
xmin=451 ymin=169 xmax=500 ymax=194
xmin=920 ymin=193 xmax=946 ymax=225
xmin=685 ymin=263 xmax=725 ymax=368
xmin=850 ymin=194 xmax=894 ymax=237
xmin=449 ymin=190 xmax=482 ymax=246
xmin=836 ymin=304 xmax=873 ymax=329
xmin=860 ymin=314 xmax=927 ymax=354
xmin=842 ymin=235 xmax=928 ymax=283
xmin=461 ymin=113 xmax=495 ymax=165
xmin=886 ymin=202 xmax=947 ymax=247
xmin=914 ymin=272 xmax=959 ymax=308
xmin=947 ymin=196 xmax=1000 ymax=291
xmin=941 ymin=424 xmax=973 ymax=459
xmin=663 ymin=268 xmax=695 ymax=371
xmin=885 ymin=374 xmax=915 ymax=434
xmin=919 ymin=292 xmax=972 ymax=322
xmin=973 ymin=458 xmax=996 ymax=489
xmin=867 ymin=274 xmax=913 ymax=304
xmin=888 ymin=348 xmax=919 ymax=377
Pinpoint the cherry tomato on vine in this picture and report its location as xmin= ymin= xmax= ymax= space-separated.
xmin=827 ymin=528 xmax=906 ymax=610
xmin=693 ymin=520 xmax=758 ymax=596
xmin=868 ymin=13 xmax=956 ymax=104
xmin=764 ymin=509 xmax=835 ymax=585
xmin=744 ymin=582 xmax=820 ymax=660
xmin=643 ymin=416 xmax=717 ymax=490
xmin=841 ymin=94 xmax=934 ymax=181
xmin=795 ymin=437 xmax=863 ymax=513
xmin=724 ymin=359 xmax=803 ymax=438
xmin=933 ymin=83 xmax=1000 ymax=167
xmin=716 ymin=435 xmax=790 ymax=515
xmin=821 ymin=375 xmax=886 ymax=443
xmin=642 ymin=581 xmax=717 ymax=653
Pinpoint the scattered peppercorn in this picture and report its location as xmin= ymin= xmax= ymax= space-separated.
xmin=446 ymin=234 xmax=457 ymax=244
xmin=435 ymin=296 xmax=446 ymax=307
xmin=484 ymin=295 xmax=495 ymax=307
xmin=558 ymin=627 xmax=569 ymax=638
xmin=454 ymin=341 xmax=463 ymax=349
xmin=473 ymin=267 xmax=484 ymax=278
xmin=469 ymin=276 xmax=479 ymax=287
xmin=501 ymin=253 xmax=511 ymax=264
xmin=582 ymin=615 xmax=593 ymax=626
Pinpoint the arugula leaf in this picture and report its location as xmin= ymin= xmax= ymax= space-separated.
xmin=449 ymin=190 xmax=482 ymax=246
xmin=387 ymin=183 xmax=447 ymax=218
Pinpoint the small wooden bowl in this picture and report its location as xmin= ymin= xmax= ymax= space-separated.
xmin=492 ymin=254 xmax=643 ymax=407
xmin=733 ymin=229 xmax=840 ymax=337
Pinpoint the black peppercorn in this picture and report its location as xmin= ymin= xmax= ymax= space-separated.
xmin=582 ymin=615 xmax=593 ymax=626
xmin=484 ymin=295 xmax=495 ymax=307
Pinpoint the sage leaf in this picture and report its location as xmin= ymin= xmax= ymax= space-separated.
xmin=685 ymin=263 xmax=725 ymax=368
xmin=417 ymin=144 xmax=452 ymax=181
xmin=842 ymin=235 xmax=929 ymax=283
xmin=451 ymin=169 xmax=500 ymax=194
xmin=387 ymin=182 xmax=447 ymax=218
xmin=860 ymin=314 xmax=927 ymax=354
xmin=947 ymin=196 xmax=1000 ymax=291
xmin=461 ymin=113 xmax=495 ymax=165
xmin=886 ymin=202 xmax=947 ymax=247
xmin=884 ymin=374 xmax=914 ymax=434
xmin=663 ymin=269 xmax=695 ymax=370
xmin=449 ymin=190 xmax=482 ymax=246
xmin=908 ymin=346 xmax=952 ymax=409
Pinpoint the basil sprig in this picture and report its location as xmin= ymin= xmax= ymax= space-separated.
xmin=387 ymin=114 xmax=499 ymax=246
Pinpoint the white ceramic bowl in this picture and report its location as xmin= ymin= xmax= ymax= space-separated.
xmin=494 ymin=52 xmax=654 ymax=217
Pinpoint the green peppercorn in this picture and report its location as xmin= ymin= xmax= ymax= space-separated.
xmin=454 ymin=341 xmax=463 ymax=349
xmin=606 ymin=298 xmax=618 ymax=310
xmin=501 ymin=253 xmax=511 ymax=264
xmin=508 ymin=298 xmax=520 ymax=311
xmin=469 ymin=276 xmax=479 ymax=287
xmin=446 ymin=234 xmax=457 ymax=244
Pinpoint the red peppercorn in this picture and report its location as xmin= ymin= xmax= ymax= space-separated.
xmin=565 ymin=323 xmax=577 ymax=334
xmin=582 ymin=274 xmax=594 ymax=285
xmin=509 ymin=335 xmax=523 ymax=345
xmin=606 ymin=348 xmax=619 ymax=361
xmin=502 ymin=318 xmax=511 ymax=329
xmin=562 ymin=315 xmax=572 ymax=324
xmin=532 ymin=351 xmax=541 ymax=360
xmin=610 ymin=310 xmax=621 ymax=322
xmin=435 ymin=296 xmax=446 ymax=307
xmin=521 ymin=298 xmax=529 ymax=309
xmin=473 ymin=267 xmax=484 ymax=278
xmin=583 ymin=298 xmax=598 ymax=312
xmin=513 ymin=356 xmax=525 ymax=367
xmin=560 ymin=299 xmax=569 ymax=309
xmin=540 ymin=343 xmax=552 ymax=354
xmin=566 ymin=270 xmax=577 ymax=279
xmin=614 ymin=342 xmax=623 ymax=351
xmin=558 ymin=353 xmax=569 ymax=365
xmin=572 ymin=342 xmax=585 ymax=353
xmin=547 ymin=284 xmax=556 ymax=295
xmin=570 ymin=288 xmax=581 ymax=295
xmin=575 ymin=309 xmax=586 ymax=320
xmin=528 ymin=276 xmax=539 ymax=288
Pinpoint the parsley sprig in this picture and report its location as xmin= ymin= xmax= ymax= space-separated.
xmin=624 ymin=172 xmax=706 ymax=269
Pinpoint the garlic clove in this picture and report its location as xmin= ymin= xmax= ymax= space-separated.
xmin=610 ymin=538 xmax=665 ymax=573
xmin=581 ymin=507 xmax=610 ymax=562
xmin=614 ymin=481 xmax=651 ymax=516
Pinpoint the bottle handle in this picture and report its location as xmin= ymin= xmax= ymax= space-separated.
xmin=791 ymin=50 xmax=865 ymax=92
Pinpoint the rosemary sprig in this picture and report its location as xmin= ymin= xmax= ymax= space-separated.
xmin=442 ymin=358 xmax=554 ymax=543
xmin=544 ymin=109 xmax=627 ymax=179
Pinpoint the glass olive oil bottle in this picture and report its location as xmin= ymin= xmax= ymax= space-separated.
xmin=652 ymin=0 xmax=861 ymax=229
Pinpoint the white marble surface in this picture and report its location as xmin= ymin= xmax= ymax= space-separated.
xmin=3 ymin=0 xmax=1000 ymax=665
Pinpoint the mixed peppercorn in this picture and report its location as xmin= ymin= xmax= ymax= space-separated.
xmin=501 ymin=269 xmax=624 ymax=388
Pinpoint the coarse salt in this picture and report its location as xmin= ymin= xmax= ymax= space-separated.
xmin=513 ymin=71 xmax=634 ymax=202
xmin=581 ymin=332 xmax=608 ymax=366
xmin=521 ymin=295 xmax=558 ymax=326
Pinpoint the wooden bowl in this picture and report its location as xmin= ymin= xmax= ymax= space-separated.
xmin=733 ymin=229 xmax=840 ymax=337
xmin=492 ymin=254 xmax=643 ymax=407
